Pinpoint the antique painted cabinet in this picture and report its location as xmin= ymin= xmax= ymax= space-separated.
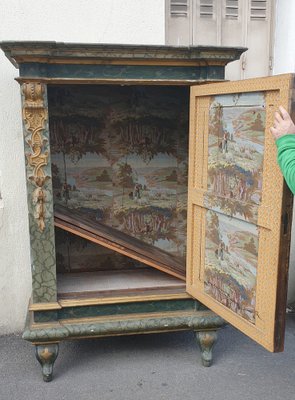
xmin=1 ymin=42 xmax=293 ymax=382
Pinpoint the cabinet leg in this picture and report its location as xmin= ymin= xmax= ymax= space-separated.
xmin=195 ymin=330 xmax=218 ymax=367
xmin=35 ymin=343 xmax=59 ymax=382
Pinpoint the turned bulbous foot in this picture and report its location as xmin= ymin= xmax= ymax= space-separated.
xmin=195 ymin=330 xmax=218 ymax=367
xmin=35 ymin=343 xmax=59 ymax=382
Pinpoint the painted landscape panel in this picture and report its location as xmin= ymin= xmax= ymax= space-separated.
xmin=203 ymin=92 xmax=265 ymax=323
xmin=49 ymin=85 xmax=189 ymax=271
xmin=206 ymin=92 xmax=266 ymax=224
xmin=204 ymin=210 xmax=258 ymax=323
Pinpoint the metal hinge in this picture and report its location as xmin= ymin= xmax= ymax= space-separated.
xmin=283 ymin=211 xmax=289 ymax=235
xmin=269 ymin=56 xmax=273 ymax=71
xmin=241 ymin=55 xmax=247 ymax=71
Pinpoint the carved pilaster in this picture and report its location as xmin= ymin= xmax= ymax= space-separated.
xmin=21 ymin=82 xmax=57 ymax=303
xmin=22 ymin=82 xmax=49 ymax=232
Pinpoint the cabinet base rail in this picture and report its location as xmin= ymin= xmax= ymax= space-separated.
xmin=24 ymin=308 xmax=224 ymax=381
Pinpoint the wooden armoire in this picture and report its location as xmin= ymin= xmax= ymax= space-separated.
xmin=0 ymin=41 xmax=293 ymax=381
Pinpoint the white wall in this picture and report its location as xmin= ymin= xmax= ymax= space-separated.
xmin=0 ymin=0 xmax=165 ymax=334
xmin=273 ymin=0 xmax=295 ymax=304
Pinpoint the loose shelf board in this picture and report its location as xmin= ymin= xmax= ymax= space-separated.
xmin=54 ymin=205 xmax=186 ymax=281
xmin=57 ymin=269 xmax=186 ymax=299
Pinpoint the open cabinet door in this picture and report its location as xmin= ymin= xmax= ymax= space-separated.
xmin=186 ymin=74 xmax=294 ymax=352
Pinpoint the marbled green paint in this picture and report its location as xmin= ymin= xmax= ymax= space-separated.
xmin=21 ymin=83 xmax=57 ymax=303
xmin=34 ymin=311 xmax=58 ymax=323
xmin=34 ymin=299 xmax=199 ymax=322
xmin=19 ymin=63 xmax=224 ymax=81
xmin=23 ymin=310 xmax=224 ymax=343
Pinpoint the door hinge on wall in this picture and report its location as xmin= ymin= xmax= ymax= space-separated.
xmin=269 ymin=56 xmax=273 ymax=71
xmin=241 ymin=55 xmax=247 ymax=71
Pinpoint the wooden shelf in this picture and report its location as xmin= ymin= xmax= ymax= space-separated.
xmin=57 ymin=269 xmax=186 ymax=299
xmin=54 ymin=205 xmax=186 ymax=280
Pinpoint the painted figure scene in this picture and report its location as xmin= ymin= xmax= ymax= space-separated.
xmin=206 ymin=92 xmax=266 ymax=223
xmin=205 ymin=210 xmax=258 ymax=323
xmin=49 ymin=85 xmax=189 ymax=270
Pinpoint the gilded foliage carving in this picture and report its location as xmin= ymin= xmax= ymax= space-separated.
xmin=22 ymin=83 xmax=50 ymax=231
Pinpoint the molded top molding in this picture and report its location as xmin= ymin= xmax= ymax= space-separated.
xmin=0 ymin=41 xmax=246 ymax=68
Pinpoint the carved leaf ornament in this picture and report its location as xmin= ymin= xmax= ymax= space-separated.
xmin=22 ymin=83 xmax=50 ymax=232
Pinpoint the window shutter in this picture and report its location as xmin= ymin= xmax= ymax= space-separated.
xmin=170 ymin=0 xmax=189 ymax=17
xmin=225 ymin=0 xmax=239 ymax=19
xmin=200 ymin=0 xmax=214 ymax=18
xmin=250 ymin=0 xmax=267 ymax=20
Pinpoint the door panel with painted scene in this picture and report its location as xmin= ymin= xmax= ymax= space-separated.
xmin=187 ymin=74 xmax=294 ymax=351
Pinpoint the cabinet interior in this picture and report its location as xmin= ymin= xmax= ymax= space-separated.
xmin=48 ymin=84 xmax=190 ymax=299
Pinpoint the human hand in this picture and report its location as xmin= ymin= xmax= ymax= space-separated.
xmin=270 ymin=106 xmax=295 ymax=140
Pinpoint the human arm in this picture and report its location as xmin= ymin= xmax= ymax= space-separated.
xmin=270 ymin=106 xmax=295 ymax=194
xmin=275 ymin=135 xmax=295 ymax=194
